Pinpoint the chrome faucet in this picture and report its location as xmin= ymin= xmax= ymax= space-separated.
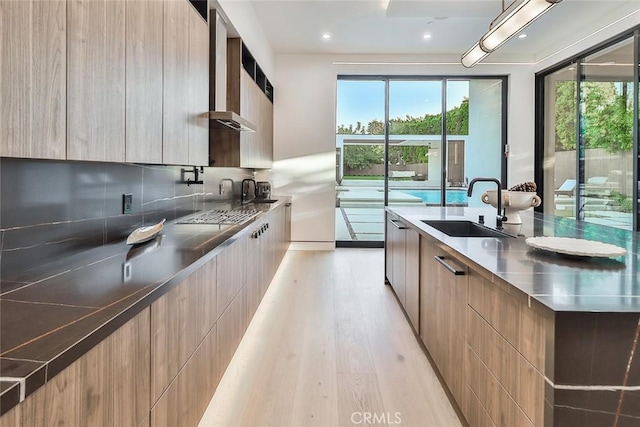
xmin=219 ymin=178 xmax=234 ymax=195
xmin=241 ymin=178 xmax=256 ymax=204
xmin=467 ymin=177 xmax=507 ymax=229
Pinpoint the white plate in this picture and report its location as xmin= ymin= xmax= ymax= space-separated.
xmin=525 ymin=236 xmax=626 ymax=258
xmin=126 ymin=219 xmax=166 ymax=245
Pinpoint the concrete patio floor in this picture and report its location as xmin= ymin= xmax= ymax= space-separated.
xmin=335 ymin=182 xmax=635 ymax=242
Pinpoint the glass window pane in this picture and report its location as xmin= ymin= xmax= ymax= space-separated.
xmin=581 ymin=37 xmax=634 ymax=230
xmin=543 ymin=64 xmax=578 ymax=218
xmin=388 ymin=80 xmax=442 ymax=206
xmin=335 ymin=79 xmax=386 ymax=242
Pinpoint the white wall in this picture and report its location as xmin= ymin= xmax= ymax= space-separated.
xmin=270 ymin=54 xmax=536 ymax=244
xmin=535 ymin=8 xmax=640 ymax=71
xmin=215 ymin=0 xmax=275 ymax=79
xmin=466 ymin=80 xmax=505 ymax=207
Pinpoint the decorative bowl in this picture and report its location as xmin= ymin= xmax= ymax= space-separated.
xmin=481 ymin=190 xmax=541 ymax=224
xmin=126 ymin=219 xmax=166 ymax=245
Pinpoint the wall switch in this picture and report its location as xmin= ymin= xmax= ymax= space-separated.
xmin=123 ymin=194 xmax=133 ymax=214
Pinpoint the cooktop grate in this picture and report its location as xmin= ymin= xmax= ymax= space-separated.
xmin=177 ymin=209 xmax=259 ymax=225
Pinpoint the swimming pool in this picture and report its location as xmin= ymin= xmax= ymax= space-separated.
xmin=400 ymin=189 xmax=468 ymax=205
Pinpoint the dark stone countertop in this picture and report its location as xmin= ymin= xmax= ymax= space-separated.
xmin=387 ymin=206 xmax=640 ymax=314
xmin=0 ymin=198 xmax=290 ymax=415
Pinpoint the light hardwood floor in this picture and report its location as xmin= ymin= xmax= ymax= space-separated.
xmin=198 ymin=248 xmax=464 ymax=427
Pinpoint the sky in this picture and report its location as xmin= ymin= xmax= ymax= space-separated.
xmin=336 ymin=80 xmax=469 ymax=130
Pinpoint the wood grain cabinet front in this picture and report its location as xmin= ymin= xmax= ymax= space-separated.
xmin=385 ymin=213 xmax=419 ymax=331
xmin=418 ymin=236 xmax=468 ymax=408
xmin=0 ymin=0 xmax=66 ymax=160
xmin=418 ymin=232 xmax=550 ymax=427
xmin=162 ymin=0 xmax=210 ymax=166
xmin=187 ymin=7 xmax=210 ymax=166
xmin=151 ymin=324 xmax=219 ymax=427
xmin=150 ymin=257 xmax=217 ymax=404
xmin=125 ymin=0 xmax=163 ymax=164
xmin=67 ymin=0 xmax=126 ymax=162
xmin=216 ymin=236 xmax=248 ymax=316
xmin=466 ymin=268 xmax=549 ymax=427
xmin=1 ymin=308 xmax=152 ymax=427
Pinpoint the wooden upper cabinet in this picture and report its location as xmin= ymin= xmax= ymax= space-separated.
xmin=0 ymin=0 xmax=66 ymax=159
xmin=187 ymin=8 xmax=210 ymax=166
xmin=163 ymin=0 xmax=208 ymax=166
xmin=125 ymin=0 xmax=163 ymax=164
xmin=163 ymin=0 xmax=190 ymax=165
xmin=67 ymin=0 xmax=125 ymax=162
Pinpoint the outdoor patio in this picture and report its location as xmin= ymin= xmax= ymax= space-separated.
xmin=336 ymin=180 xmax=635 ymax=242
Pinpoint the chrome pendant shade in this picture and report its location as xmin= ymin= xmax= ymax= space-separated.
xmin=461 ymin=0 xmax=562 ymax=68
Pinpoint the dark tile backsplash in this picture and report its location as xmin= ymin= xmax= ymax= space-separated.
xmin=0 ymin=157 xmax=253 ymax=280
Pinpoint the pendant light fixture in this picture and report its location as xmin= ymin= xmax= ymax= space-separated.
xmin=461 ymin=0 xmax=562 ymax=68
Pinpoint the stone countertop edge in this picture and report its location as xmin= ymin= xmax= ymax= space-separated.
xmin=0 ymin=197 xmax=291 ymax=416
xmin=386 ymin=205 xmax=639 ymax=315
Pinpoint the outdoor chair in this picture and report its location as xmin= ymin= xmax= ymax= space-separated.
xmin=554 ymin=179 xmax=575 ymax=196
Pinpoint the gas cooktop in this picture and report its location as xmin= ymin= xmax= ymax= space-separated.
xmin=177 ymin=209 xmax=259 ymax=225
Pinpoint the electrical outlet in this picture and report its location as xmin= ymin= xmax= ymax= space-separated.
xmin=123 ymin=194 xmax=133 ymax=214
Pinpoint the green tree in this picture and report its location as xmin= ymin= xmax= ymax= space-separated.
xmin=554 ymin=81 xmax=633 ymax=153
xmin=343 ymin=145 xmax=384 ymax=170
xmin=554 ymin=81 xmax=576 ymax=151
xmin=583 ymin=82 xmax=633 ymax=152
xmin=388 ymin=146 xmax=429 ymax=164
xmin=367 ymin=119 xmax=384 ymax=135
xmin=337 ymin=98 xmax=469 ymax=136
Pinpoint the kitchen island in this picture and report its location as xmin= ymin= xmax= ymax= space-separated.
xmin=0 ymin=198 xmax=290 ymax=425
xmin=386 ymin=205 xmax=640 ymax=427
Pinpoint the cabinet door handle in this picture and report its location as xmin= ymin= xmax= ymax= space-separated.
xmin=390 ymin=220 xmax=406 ymax=229
xmin=434 ymin=256 xmax=465 ymax=275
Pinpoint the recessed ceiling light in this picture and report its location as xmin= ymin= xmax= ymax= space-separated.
xmin=322 ymin=33 xmax=331 ymax=40
xmin=423 ymin=34 xmax=432 ymax=40
xmin=518 ymin=34 xmax=527 ymax=39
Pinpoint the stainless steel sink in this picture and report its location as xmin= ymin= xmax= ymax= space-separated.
xmin=421 ymin=220 xmax=515 ymax=238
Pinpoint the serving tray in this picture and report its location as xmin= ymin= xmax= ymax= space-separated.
xmin=126 ymin=219 xmax=166 ymax=245
xmin=525 ymin=236 xmax=626 ymax=258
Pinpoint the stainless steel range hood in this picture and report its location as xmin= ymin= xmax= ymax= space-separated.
xmin=209 ymin=111 xmax=255 ymax=131
xmin=209 ymin=11 xmax=256 ymax=132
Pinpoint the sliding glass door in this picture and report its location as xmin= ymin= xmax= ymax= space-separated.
xmin=335 ymin=79 xmax=386 ymax=243
xmin=336 ymin=76 xmax=507 ymax=246
xmin=539 ymin=32 xmax=638 ymax=231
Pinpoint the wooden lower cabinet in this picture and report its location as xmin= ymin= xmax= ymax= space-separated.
xmin=151 ymin=257 xmax=217 ymax=403
xmin=466 ymin=268 xmax=547 ymax=427
xmin=0 ymin=384 xmax=46 ymax=427
xmin=45 ymin=308 xmax=150 ymax=426
xmin=386 ymin=212 xmax=419 ymax=331
xmin=217 ymin=236 xmax=248 ymax=317
xmin=216 ymin=285 xmax=249 ymax=375
xmin=150 ymin=324 xmax=219 ymax=427
xmin=0 ymin=310 xmax=149 ymax=427
xmin=247 ymin=223 xmax=266 ymax=320
xmin=416 ymin=233 xmax=549 ymax=427
xmin=404 ymin=229 xmax=420 ymax=332
xmin=419 ymin=236 xmax=467 ymax=407
xmin=0 ymin=205 xmax=291 ymax=427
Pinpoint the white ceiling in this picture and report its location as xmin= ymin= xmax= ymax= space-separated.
xmin=247 ymin=0 xmax=640 ymax=61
